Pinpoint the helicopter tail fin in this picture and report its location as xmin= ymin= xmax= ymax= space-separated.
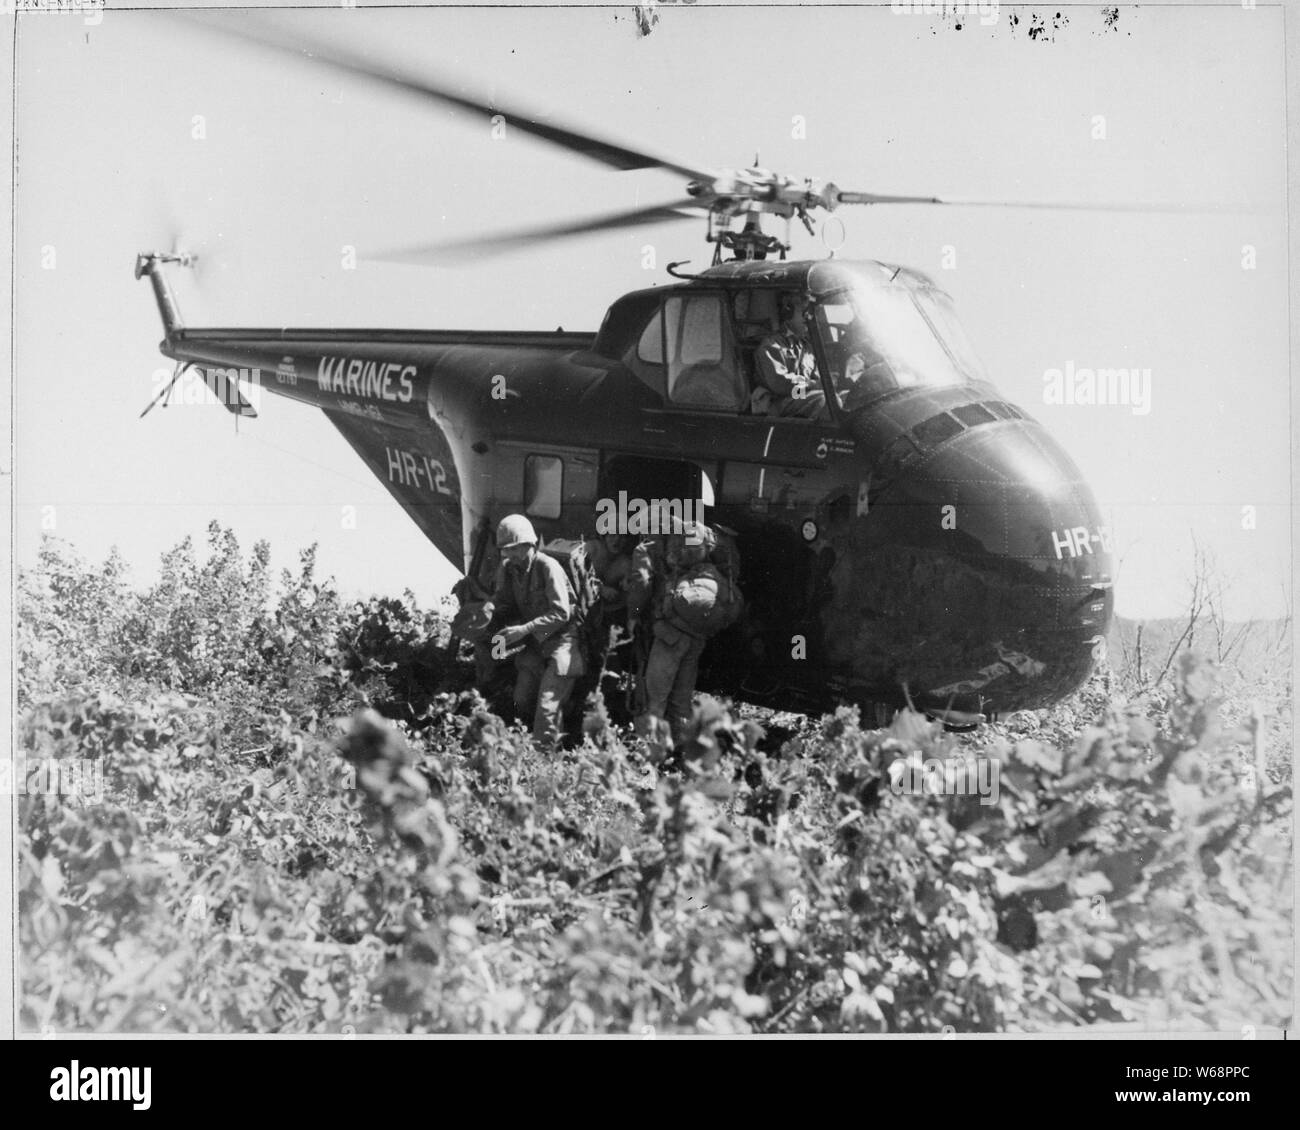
xmin=134 ymin=251 xmax=194 ymax=344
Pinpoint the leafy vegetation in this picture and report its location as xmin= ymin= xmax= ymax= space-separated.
xmin=16 ymin=526 xmax=1293 ymax=1033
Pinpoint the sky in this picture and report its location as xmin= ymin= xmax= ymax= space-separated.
xmin=5 ymin=1 xmax=1292 ymax=622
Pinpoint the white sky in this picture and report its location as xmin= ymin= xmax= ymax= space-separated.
xmin=5 ymin=1 xmax=1292 ymax=620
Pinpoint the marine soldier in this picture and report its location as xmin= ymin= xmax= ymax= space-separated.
xmin=482 ymin=514 xmax=584 ymax=749
xmin=556 ymin=530 xmax=636 ymax=730
xmin=625 ymin=522 xmax=672 ymax=711
xmin=637 ymin=521 xmax=741 ymax=743
xmin=581 ymin=531 xmax=635 ymax=668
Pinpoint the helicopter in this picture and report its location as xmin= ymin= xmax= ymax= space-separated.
xmin=135 ymin=21 xmax=1124 ymax=728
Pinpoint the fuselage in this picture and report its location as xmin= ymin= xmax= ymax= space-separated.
xmin=140 ymin=255 xmax=1114 ymax=719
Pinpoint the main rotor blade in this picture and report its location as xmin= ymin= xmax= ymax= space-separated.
xmin=835 ymin=190 xmax=1255 ymax=214
xmin=835 ymin=191 xmax=945 ymax=206
xmin=192 ymin=15 xmax=710 ymax=181
xmin=369 ymin=199 xmax=702 ymax=265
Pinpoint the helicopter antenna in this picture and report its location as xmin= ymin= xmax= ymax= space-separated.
xmin=820 ymin=215 xmax=846 ymax=258
xmin=666 ymin=261 xmax=704 ymax=280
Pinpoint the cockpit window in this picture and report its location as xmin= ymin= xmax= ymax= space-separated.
xmin=814 ymin=280 xmax=987 ymax=412
xmin=914 ymin=287 xmax=989 ymax=381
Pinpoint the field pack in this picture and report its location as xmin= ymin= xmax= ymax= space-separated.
xmin=544 ymin=538 xmax=605 ymax=662
xmin=666 ymin=560 xmax=744 ymax=640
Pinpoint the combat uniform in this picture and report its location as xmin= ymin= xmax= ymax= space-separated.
xmin=487 ymin=550 xmax=584 ymax=748
xmin=642 ymin=557 xmax=727 ymax=742
xmin=580 ymin=535 xmax=633 ymax=669
xmin=629 ymin=518 xmax=739 ymax=743
xmin=626 ymin=534 xmax=669 ymax=709
xmin=585 ymin=536 xmax=632 ymax=624
xmin=753 ymin=329 xmax=828 ymax=419
xmin=627 ymin=532 xmax=676 ymax=622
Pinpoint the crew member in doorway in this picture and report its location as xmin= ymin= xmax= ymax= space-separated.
xmin=638 ymin=521 xmax=743 ymax=744
xmin=581 ymin=531 xmax=635 ymax=672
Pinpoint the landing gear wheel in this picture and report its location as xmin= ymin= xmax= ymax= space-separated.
xmin=865 ymin=701 xmax=896 ymax=729
xmin=939 ymin=718 xmax=981 ymax=734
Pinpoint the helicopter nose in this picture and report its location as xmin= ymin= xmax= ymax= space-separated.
xmin=842 ymin=400 xmax=1114 ymax=715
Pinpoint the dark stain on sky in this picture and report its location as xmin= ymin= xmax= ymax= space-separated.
xmin=926 ymin=7 xmax=1137 ymax=42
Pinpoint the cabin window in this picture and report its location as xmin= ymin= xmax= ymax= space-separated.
xmin=636 ymin=308 xmax=665 ymax=364
xmin=664 ymin=294 xmax=746 ymax=411
xmin=524 ymin=454 xmax=564 ymax=520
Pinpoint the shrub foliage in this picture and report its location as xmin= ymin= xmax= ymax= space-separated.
xmin=16 ymin=527 xmax=1293 ymax=1033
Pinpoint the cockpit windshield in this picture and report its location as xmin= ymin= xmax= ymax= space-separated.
xmin=812 ymin=276 xmax=988 ymax=412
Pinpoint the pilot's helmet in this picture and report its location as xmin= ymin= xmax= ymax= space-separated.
xmin=778 ymin=292 xmax=805 ymax=324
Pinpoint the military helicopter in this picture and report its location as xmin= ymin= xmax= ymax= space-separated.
xmin=136 ymin=22 xmax=1125 ymax=727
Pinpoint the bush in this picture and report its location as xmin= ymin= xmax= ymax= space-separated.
xmin=15 ymin=532 xmax=1293 ymax=1033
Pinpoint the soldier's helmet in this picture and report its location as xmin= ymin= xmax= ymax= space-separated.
xmin=496 ymin=514 xmax=538 ymax=549
xmin=668 ymin=519 xmax=714 ymax=564
xmin=690 ymin=521 xmax=717 ymax=552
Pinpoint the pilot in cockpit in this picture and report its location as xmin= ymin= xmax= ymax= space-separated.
xmin=751 ymin=294 xmax=829 ymax=419
xmin=834 ymin=320 xmax=896 ymax=411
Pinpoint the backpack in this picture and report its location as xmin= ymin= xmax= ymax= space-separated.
xmin=666 ymin=561 xmax=745 ymax=640
xmin=550 ymin=538 xmax=606 ymax=666
xmin=705 ymin=526 xmax=745 ymax=634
